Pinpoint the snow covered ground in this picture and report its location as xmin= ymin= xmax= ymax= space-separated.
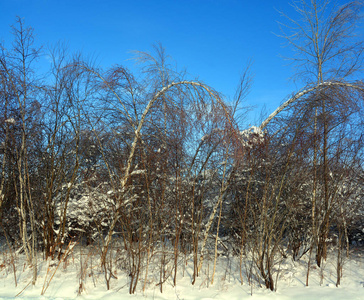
xmin=0 ymin=245 xmax=363 ymax=299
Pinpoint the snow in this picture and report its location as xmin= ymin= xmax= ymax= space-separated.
xmin=130 ymin=169 xmax=146 ymax=176
xmin=239 ymin=126 xmax=265 ymax=148
xmin=1 ymin=246 xmax=363 ymax=300
xmin=4 ymin=118 xmax=15 ymax=124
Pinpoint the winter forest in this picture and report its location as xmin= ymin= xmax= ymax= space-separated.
xmin=0 ymin=0 xmax=364 ymax=298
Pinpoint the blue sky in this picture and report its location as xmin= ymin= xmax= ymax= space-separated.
xmin=0 ymin=0 xmax=354 ymax=124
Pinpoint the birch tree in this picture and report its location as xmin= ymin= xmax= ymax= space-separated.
xmin=277 ymin=0 xmax=364 ymax=281
xmin=0 ymin=17 xmax=41 ymax=284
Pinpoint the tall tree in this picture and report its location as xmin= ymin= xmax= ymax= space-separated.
xmin=278 ymin=0 xmax=364 ymax=274
xmin=0 ymin=17 xmax=41 ymax=284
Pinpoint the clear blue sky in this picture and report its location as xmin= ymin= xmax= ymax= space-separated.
xmin=0 ymin=0 xmax=355 ymax=124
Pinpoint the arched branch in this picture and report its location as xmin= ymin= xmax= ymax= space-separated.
xmin=98 ymin=79 xmax=236 ymax=265
xmin=260 ymin=81 xmax=364 ymax=129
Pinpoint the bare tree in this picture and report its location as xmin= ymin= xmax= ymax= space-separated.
xmin=277 ymin=0 xmax=364 ymax=276
xmin=0 ymin=17 xmax=42 ymax=284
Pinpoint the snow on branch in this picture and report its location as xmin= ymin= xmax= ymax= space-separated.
xmin=240 ymin=126 xmax=264 ymax=148
xmin=5 ymin=118 xmax=16 ymax=124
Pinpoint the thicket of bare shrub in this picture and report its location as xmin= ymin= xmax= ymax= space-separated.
xmin=1 ymin=0 xmax=363 ymax=293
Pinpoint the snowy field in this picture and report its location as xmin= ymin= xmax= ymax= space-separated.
xmin=0 ymin=245 xmax=363 ymax=300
